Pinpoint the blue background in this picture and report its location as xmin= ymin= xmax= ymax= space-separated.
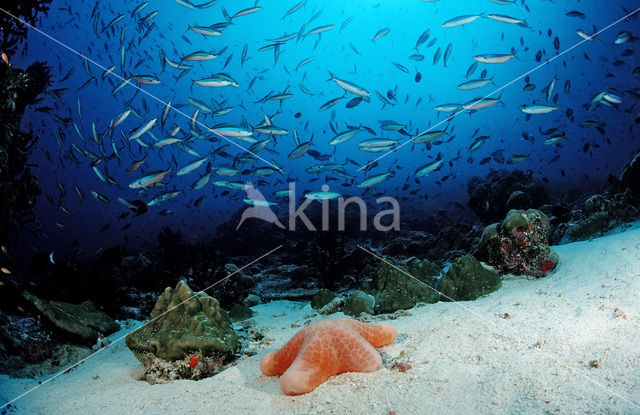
xmin=12 ymin=0 xmax=640 ymax=257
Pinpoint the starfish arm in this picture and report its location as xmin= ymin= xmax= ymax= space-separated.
xmin=260 ymin=328 xmax=307 ymax=376
xmin=346 ymin=320 xmax=398 ymax=348
xmin=279 ymin=333 xmax=339 ymax=395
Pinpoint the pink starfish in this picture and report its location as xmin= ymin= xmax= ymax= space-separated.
xmin=260 ymin=318 xmax=397 ymax=395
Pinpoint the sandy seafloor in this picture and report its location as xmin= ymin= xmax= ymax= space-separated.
xmin=1 ymin=223 xmax=639 ymax=415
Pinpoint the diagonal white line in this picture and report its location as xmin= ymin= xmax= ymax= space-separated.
xmin=0 ymin=7 xmax=282 ymax=172
xmin=357 ymin=244 xmax=640 ymax=410
xmin=357 ymin=6 xmax=640 ymax=172
xmin=0 ymin=245 xmax=282 ymax=410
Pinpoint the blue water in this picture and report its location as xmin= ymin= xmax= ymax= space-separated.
xmin=12 ymin=0 xmax=640 ymax=255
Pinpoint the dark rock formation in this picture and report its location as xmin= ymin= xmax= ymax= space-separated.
xmin=0 ymin=311 xmax=54 ymax=374
xmin=467 ymin=170 xmax=548 ymax=224
xmin=209 ymin=263 xmax=255 ymax=310
xmin=437 ymin=254 xmax=501 ymax=301
xmin=620 ymin=152 xmax=640 ymax=203
xmin=378 ymin=219 xmax=481 ymax=267
xmin=565 ymin=193 xmax=638 ymax=242
xmin=1 ymin=60 xmax=50 ymax=241
xmin=552 ymin=151 xmax=640 ymax=243
xmin=475 ymin=209 xmax=559 ymax=278
xmin=311 ymin=288 xmax=336 ymax=309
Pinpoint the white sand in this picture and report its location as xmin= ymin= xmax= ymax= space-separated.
xmin=2 ymin=223 xmax=639 ymax=414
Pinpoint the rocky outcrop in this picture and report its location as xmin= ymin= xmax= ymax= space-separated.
xmin=475 ymin=209 xmax=559 ymax=278
xmin=565 ymin=193 xmax=638 ymax=242
xmin=21 ymin=291 xmax=119 ymax=345
xmin=437 ymin=255 xmax=501 ymax=301
xmin=372 ymin=257 xmax=441 ymax=313
xmin=210 ymin=263 xmax=255 ymax=310
xmin=0 ymin=60 xmax=50 ymax=240
xmin=311 ymin=288 xmax=337 ymax=310
xmin=343 ymin=290 xmax=375 ymax=316
xmin=467 ymin=170 xmax=548 ymax=224
xmin=620 ymin=151 xmax=640 ymax=203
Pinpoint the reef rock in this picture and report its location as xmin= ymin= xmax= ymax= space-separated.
xmin=311 ymin=288 xmax=337 ymax=310
xmin=620 ymin=151 xmax=640 ymax=202
xmin=467 ymin=170 xmax=548 ymax=224
xmin=21 ymin=291 xmax=119 ymax=345
xmin=0 ymin=61 xmax=50 ymax=241
xmin=210 ymin=263 xmax=255 ymax=310
xmin=372 ymin=257 xmax=441 ymax=313
xmin=318 ymin=296 xmax=344 ymax=315
xmin=565 ymin=193 xmax=638 ymax=242
xmin=343 ymin=290 xmax=375 ymax=316
xmin=0 ymin=311 xmax=54 ymax=374
xmin=125 ymin=281 xmax=239 ymax=383
xmin=437 ymin=255 xmax=501 ymax=301
xmin=228 ymin=304 xmax=256 ymax=322
xmin=475 ymin=209 xmax=559 ymax=278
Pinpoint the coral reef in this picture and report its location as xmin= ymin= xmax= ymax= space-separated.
xmin=545 ymin=151 xmax=640 ymax=243
xmin=0 ymin=60 xmax=50 ymax=241
xmin=372 ymin=257 xmax=441 ymax=314
xmin=475 ymin=209 xmax=559 ymax=278
xmin=21 ymin=291 xmax=119 ymax=345
xmin=538 ymin=203 xmax=573 ymax=245
xmin=125 ymin=281 xmax=239 ymax=383
xmin=260 ymin=318 xmax=397 ymax=395
xmin=437 ymin=254 xmax=501 ymax=301
xmin=0 ymin=311 xmax=53 ymax=374
xmin=343 ymin=290 xmax=375 ymax=316
xmin=209 ymin=263 xmax=255 ymax=310
xmin=378 ymin=213 xmax=481 ymax=267
xmin=565 ymin=194 xmax=638 ymax=242
xmin=467 ymin=170 xmax=548 ymax=224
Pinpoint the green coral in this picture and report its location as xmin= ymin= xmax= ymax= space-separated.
xmin=479 ymin=223 xmax=499 ymax=246
xmin=125 ymin=280 xmax=239 ymax=361
xmin=437 ymin=255 xmax=501 ymax=301
xmin=372 ymin=257 xmax=441 ymax=314
xmin=343 ymin=290 xmax=375 ymax=316
xmin=502 ymin=209 xmax=550 ymax=234
xmin=502 ymin=210 xmax=529 ymax=233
